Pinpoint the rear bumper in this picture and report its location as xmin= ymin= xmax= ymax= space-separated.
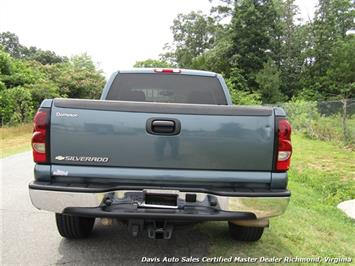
xmin=29 ymin=182 xmax=290 ymax=220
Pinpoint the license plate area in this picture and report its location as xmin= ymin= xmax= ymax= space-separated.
xmin=141 ymin=193 xmax=178 ymax=209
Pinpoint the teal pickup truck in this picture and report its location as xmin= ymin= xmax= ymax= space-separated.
xmin=29 ymin=68 xmax=292 ymax=241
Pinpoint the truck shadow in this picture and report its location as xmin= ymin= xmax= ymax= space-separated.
xmin=56 ymin=221 xmax=294 ymax=265
xmin=56 ymin=220 xmax=209 ymax=265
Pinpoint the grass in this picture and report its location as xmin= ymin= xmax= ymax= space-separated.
xmin=199 ymin=134 xmax=354 ymax=265
xmin=0 ymin=123 xmax=32 ymax=158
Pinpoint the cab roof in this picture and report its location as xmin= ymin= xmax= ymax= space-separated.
xmin=117 ymin=68 xmax=217 ymax=77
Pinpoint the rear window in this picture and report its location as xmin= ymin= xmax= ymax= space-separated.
xmin=106 ymin=73 xmax=227 ymax=105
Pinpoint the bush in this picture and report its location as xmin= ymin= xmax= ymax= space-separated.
xmin=0 ymin=48 xmax=106 ymax=126
xmin=283 ymin=98 xmax=320 ymax=131
xmin=0 ymin=87 xmax=34 ymax=125
xmin=226 ymin=79 xmax=262 ymax=105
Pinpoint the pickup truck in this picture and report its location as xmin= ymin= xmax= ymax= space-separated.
xmin=29 ymin=68 xmax=292 ymax=241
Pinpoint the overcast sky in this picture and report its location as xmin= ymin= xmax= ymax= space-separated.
xmin=0 ymin=0 xmax=318 ymax=77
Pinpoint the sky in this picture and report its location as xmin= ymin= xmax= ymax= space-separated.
xmin=0 ymin=0 xmax=318 ymax=77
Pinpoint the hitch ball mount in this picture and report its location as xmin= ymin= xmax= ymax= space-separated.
xmin=128 ymin=219 xmax=174 ymax=240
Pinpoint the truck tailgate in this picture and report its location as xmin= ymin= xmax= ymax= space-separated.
xmin=50 ymin=99 xmax=275 ymax=171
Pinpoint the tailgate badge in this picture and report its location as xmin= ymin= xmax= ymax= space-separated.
xmin=53 ymin=169 xmax=69 ymax=176
xmin=56 ymin=112 xmax=78 ymax=118
xmin=54 ymin=155 xmax=109 ymax=163
xmin=55 ymin=156 xmax=65 ymax=160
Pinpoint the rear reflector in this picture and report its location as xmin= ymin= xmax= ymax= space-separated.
xmin=154 ymin=68 xmax=181 ymax=73
xmin=32 ymin=108 xmax=50 ymax=163
xmin=276 ymin=119 xmax=292 ymax=171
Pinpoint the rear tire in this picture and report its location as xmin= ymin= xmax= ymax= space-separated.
xmin=55 ymin=213 xmax=95 ymax=239
xmin=228 ymin=222 xmax=264 ymax=241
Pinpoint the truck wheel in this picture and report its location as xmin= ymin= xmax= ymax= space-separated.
xmin=55 ymin=213 xmax=95 ymax=239
xmin=228 ymin=222 xmax=264 ymax=241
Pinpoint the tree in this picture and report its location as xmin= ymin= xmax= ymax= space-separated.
xmin=228 ymin=0 xmax=279 ymax=91
xmin=0 ymin=32 xmax=66 ymax=64
xmin=226 ymin=67 xmax=248 ymax=91
xmin=225 ymin=67 xmax=262 ymax=105
xmin=273 ymin=0 xmax=304 ymax=99
xmin=53 ymin=54 xmax=105 ymax=99
xmin=324 ymin=37 xmax=354 ymax=100
xmin=256 ymin=59 xmax=283 ymax=103
xmin=196 ymin=15 xmax=234 ymax=74
xmin=0 ymin=53 xmax=44 ymax=89
xmin=133 ymin=59 xmax=172 ymax=68
xmin=307 ymin=0 xmax=354 ymax=96
xmin=0 ymin=34 xmax=106 ymax=126
xmin=25 ymin=49 xmax=66 ymax=65
xmin=163 ymin=11 xmax=216 ymax=67
xmin=0 ymin=32 xmax=25 ymax=58
xmin=209 ymin=0 xmax=235 ymax=22
xmin=324 ymin=37 xmax=355 ymax=143
xmin=0 ymin=48 xmax=13 ymax=79
xmin=229 ymin=88 xmax=262 ymax=105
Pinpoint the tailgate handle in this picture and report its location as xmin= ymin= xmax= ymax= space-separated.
xmin=146 ymin=118 xmax=181 ymax=135
xmin=152 ymin=120 xmax=175 ymax=133
xmin=153 ymin=120 xmax=174 ymax=128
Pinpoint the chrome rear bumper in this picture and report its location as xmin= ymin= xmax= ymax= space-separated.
xmin=29 ymin=185 xmax=290 ymax=220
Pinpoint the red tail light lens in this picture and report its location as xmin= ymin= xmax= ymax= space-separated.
xmin=154 ymin=68 xmax=181 ymax=73
xmin=32 ymin=108 xmax=49 ymax=163
xmin=276 ymin=119 xmax=292 ymax=171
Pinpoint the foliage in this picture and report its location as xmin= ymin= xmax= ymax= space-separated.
xmin=0 ymin=31 xmax=66 ymax=64
xmin=255 ymin=59 xmax=283 ymax=103
xmin=324 ymin=37 xmax=355 ymax=99
xmin=228 ymin=0 xmax=280 ymax=91
xmin=162 ymin=11 xmax=216 ymax=68
xmin=275 ymin=0 xmax=304 ymax=99
xmin=0 ymin=31 xmax=24 ymax=58
xmin=53 ymin=54 xmax=105 ymax=99
xmin=225 ymin=77 xmax=261 ymax=105
xmin=283 ymin=98 xmax=355 ymax=146
xmin=137 ymin=0 xmax=354 ymax=106
xmin=303 ymin=0 xmax=355 ymax=97
xmin=0 ymin=33 xmax=105 ymax=126
xmin=0 ymin=48 xmax=13 ymax=75
xmin=0 ymin=87 xmax=33 ymax=124
xmin=283 ymin=98 xmax=320 ymax=131
xmin=209 ymin=0 xmax=235 ymax=22
xmin=201 ymin=30 xmax=233 ymax=74
xmin=133 ymin=59 xmax=172 ymax=68
xmin=229 ymin=88 xmax=262 ymax=105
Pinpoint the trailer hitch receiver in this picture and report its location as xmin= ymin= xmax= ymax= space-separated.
xmin=147 ymin=221 xmax=173 ymax=240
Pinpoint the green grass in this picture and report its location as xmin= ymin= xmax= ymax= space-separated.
xmin=200 ymin=134 xmax=354 ymax=265
xmin=0 ymin=123 xmax=32 ymax=158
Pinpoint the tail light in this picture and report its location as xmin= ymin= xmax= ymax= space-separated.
xmin=32 ymin=108 xmax=50 ymax=163
xmin=276 ymin=119 xmax=292 ymax=171
xmin=154 ymin=68 xmax=181 ymax=73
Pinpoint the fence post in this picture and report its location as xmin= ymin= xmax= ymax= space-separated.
xmin=341 ymin=99 xmax=348 ymax=144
